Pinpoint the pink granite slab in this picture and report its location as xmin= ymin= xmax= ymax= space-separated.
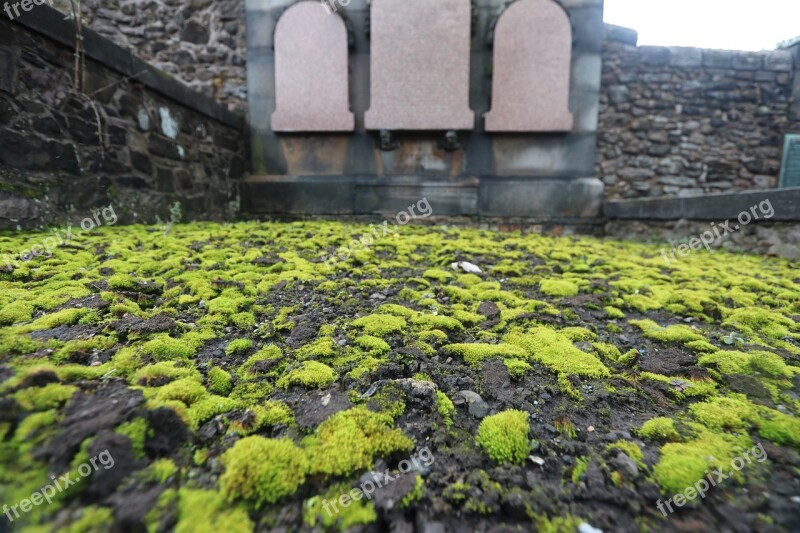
xmin=271 ymin=1 xmax=354 ymax=132
xmin=364 ymin=0 xmax=474 ymax=131
xmin=485 ymin=0 xmax=573 ymax=132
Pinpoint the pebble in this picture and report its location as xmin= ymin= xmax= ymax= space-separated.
xmin=578 ymin=523 xmax=604 ymax=533
xmin=587 ymin=425 xmax=595 ymax=432
xmin=369 ymin=293 xmax=386 ymax=300
xmin=612 ymin=452 xmax=640 ymax=479
xmin=337 ymin=339 xmax=347 ymax=346
xmin=453 ymin=390 xmax=489 ymax=418
xmin=528 ymin=455 xmax=545 ymax=466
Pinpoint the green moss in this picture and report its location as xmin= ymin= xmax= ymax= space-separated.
xmin=442 ymin=343 xmax=527 ymax=366
xmin=152 ymin=377 xmax=207 ymax=406
xmin=304 ymin=407 xmax=413 ymax=477
xmin=505 ymin=327 xmax=610 ymax=378
xmin=629 ymin=319 xmax=704 ymax=343
xmin=604 ymin=306 xmax=625 ymax=319
xmin=355 ymin=335 xmax=391 ymax=355
xmin=639 ymin=417 xmax=681 ymax=442
xmin=229 ymin=401 xmax=295 ymax=435
xmin=504 ymin=358 xmax=532 ymax=380
xmin=653 ymin=428 xmax=750 ymax=495
xmin=351 ymin=314 xmax=407 ymax=337
xmin=28 ymin=307 xmax=89 ymax=331
xmin=476 ymin=409 xmax=530 ymax=464
xmin=304 ymin=483 xmax=378 ymax=530
xmin=723 ymin=307 xmax=798 ymax=340
xmin=225 ymin=338 xmax=253 ymax=356
xmin=571 ymin=456 xmax=591 ymax=483
xmin=277 ymin=361 xmax=337 ymax=389
xmin=14 ymin=383 xmax=77 ymax=411
xmin=605 ymin=440 xmax=644 ymax=468
xmin=422 ymin=268 xmax=454 ymax=282
xmin=0 ymin=300 xmax=34 ymax=325
xmin=689 ymin=394 xmax=760 ymax=431
xmin=146 ymin=458 xmax=179 ymax=484
xmin=62 ymin=506 xmax=114 ymax=533
xmin=207 ymin=366 xmax=233 ymax=396
xmin=135 ymin=361 xmax=199 ymax=386
xmin=175 ymin=488 xmax=253 ymax=533
xmin=116 ymin=418 xmax=150 ymax=459
xmin=187 ymin=395 xmax=241 ymax=430
xmin=540 ymin=279 xmax=579 ymax=298
xmin=141 ymin=335 xmax=196 ymax=360
xmin=220 ymin=436 xmax=307 ymax=507
xmin=411 ymin=314 xmax=463 ymax=331
xmin=436 ymin=390 xmax=455 ymax=428
xmin=238 ymin=344 xmax=283 ymax=379
xmin=295 ymin=336 xmax=338 ymax=358
xmin=400 ymin=475 xmax=425 ymax=508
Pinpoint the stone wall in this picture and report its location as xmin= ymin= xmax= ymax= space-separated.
xmin=598 ymin=25 xmax=799 ymax=199
xmin=56 ymin=0 xmax=247 ymax=112
xmin=0 ymin=5 xmax=245 ymax=230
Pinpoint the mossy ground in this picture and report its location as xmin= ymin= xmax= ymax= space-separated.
xmin=0 ymin=220 xmax=798 ymax=532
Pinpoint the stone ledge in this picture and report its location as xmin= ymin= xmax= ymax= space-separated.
xmin=604 ymin=188 xmax=800 ymax=221
xmin=243 ymin=175 xmax=604 ymax=220
xmin=11 ymin=5 xmax=243 ymax=130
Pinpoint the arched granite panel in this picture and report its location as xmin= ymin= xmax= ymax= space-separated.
xmin=271 ymin=1 xmax=354 ymax=132
xmin=485 ymin=0 xmax=574 ymax=132
xmin=364 ymin=0 xmax=474 ymax=131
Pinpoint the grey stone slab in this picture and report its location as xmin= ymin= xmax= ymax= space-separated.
xmin=669 ymin=47 xmax=703 ymax=68
xmin=703 ymin=50 xmax=731 ymax=69
xmin=365 ymin=0 xmax=474 ymax=130
xmin=569 ymin=6 xmax=605 ymax=53
xmin=570 ymin=88 xmax=600 ymax=133
xmin=780 ymin=135 xmax=800 ymax=188
xmin=0 ymin=48 xmax=13 ymax=94
xmin=479 ymin=177 xmax=604 ymax=218
xmin=246 ymin=8 xmax=278 ymax=51
xmin=604 ymin=188 xmax=800 ymax=221
xmin=571 ymin=52 xmax=602 ymax=92
xmin=486 ymin=0 xmax=573 ymax=132
xmin=764 ymin=51 xmax=794 ymax=72
xmin=492 ymin=133 xmax=597 ymax=176
xmin=605 ymin=24 xmax=638 ymax=46
xmin=639 ymin=46 xmax=670 ymax=65
xmin=271 ymin=2 xmax=354 ymax=131
xmin=242 ymin=175 xmax=355 ymax=214
xmin=355 ymin=184 xmax=478 ymax=216
xmin=732 ymin=52 xmax=762 ymax=71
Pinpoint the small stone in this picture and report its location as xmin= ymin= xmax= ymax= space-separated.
xmin=337 ymin=339 xmax=347 ymax=346
xmin=587 ymin=426 xmax=594 ymax=432
xmin=612 ymin=452 xmax=640 ymax=479
xmin=528 ymin=455 xmax=545 ymax=466
xmin=369 ymin=292 xmax=387 ymax=300
xmin=578 ymin=523 xmax=604 ymax=533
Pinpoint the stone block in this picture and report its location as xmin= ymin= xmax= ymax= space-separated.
xmin=242 ymin=175 xmax=355 ymax=215
xmin=605 ymin=24 xmax=638 ymax=46
xmin=492 ymin=133 xmax=596 ymax=176
xmin=702 ymin=50 xmax=730 ymax=69
xmin=639 ymin=46 xmax=670 ymax=66
xmin=271 ymin=2 xmax=353 ymax=131
xmin=731 ymin=52 xmax=762 ymax=71
xmin=479 ymin=177 xmax=604 ymax=218
xmin=365 ymin=0 xmax=473 ymax=130
xmin=355 ymin=183 xmax=478 ymax=216
xmin=0 ymin=48 xmax=13 ymax=94
xmin=669 ymin=47 xmax=702 ymax=68
xmin=486 ymin=0 xmax=573 ymax=132
xmin=763 ymin=51 xmax=793 ymax=72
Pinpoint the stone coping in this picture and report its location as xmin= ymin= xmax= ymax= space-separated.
xmin=604 ymin=188 xmax=800 ymax=221
xmin=12 ymin=4 xmax=243 ymax=130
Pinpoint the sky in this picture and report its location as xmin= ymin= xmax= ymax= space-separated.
xmin=603 ymin=0 xmax=800 ymax=51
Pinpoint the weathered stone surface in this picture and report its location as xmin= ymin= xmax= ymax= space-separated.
xmin=365 ymin=0 xmax=473 ymax=130
xmin=271 ymin=2 xmax=353 ymax=132
xmin=485 ymin=0 xmax=573 ymax=132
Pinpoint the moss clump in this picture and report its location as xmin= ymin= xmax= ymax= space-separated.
xmin=723 ymin=307 xmax=798 ymax=340
xmin=295 ymin=337 xmax=338 ymax=358
xmin=540 ymin=279 xmax=579 ymax=298
xmin=141 ymin=335 xmax=195 ymax=360
xmin=175 ymin=488 xmax=253 ymax=533
xmin=146 ymin=458 xmax=179 ymax=484
xmin=442 ymin=343 xmax=527 ymax=366
xmin=238 ymin=345 xmax=282 ymax=379
xmin=505 ymin=327 xmax=610 ymax=378
xmin=304 ymin=483 xmax=377 ymax=530
xmin=504 ymin=359 xmax=532 ymax=380
xmin=229 ymin=401 xmax=295 ymax=435
xmin=436 ymin=391 xmax=455 ymax=428
xmin=699 ymin=350 xmax=795 ymax=379
xmin=604 ymin=306 xmax=625 ymax=319
xmin=116 ymin=418 xmax=150 ymax=459
xmin=225 ymin=338 xmax=253 ymax=356
xmin=629 ymin=319 xmax=704 ymax=343
xmin=28 ymin=308 xmax=90 ymax=331
xmin=62 ymin=506 xmax=114 ymax=533
xmin=639 ymin=417 xmax=680 ymax=442
xmin=277 ymin=361 xmax=337 ymax=389
xmin=0 ymin=300 xmax=33 ymax=325
xmin=351 ymin=314 xmax=407 ymax=337
xmin=153 ymin=377 xmax=207 ymax=406
xmin=476 ymin=409 xmax=530 ymax=464
xmin=304 ymin=407 xmax=413 ymax=477
xmin=207 ymin=366 xmax=233 ymax=396
xmin=219 ymin=436 xmax=307 ymax=507
xmin=411 ymin=314 xmax=463 ymax=331
xmin=355 ymin=335 xmax=391 ymax=355
xmin=653 ymin=428 xmax=750 ymax=495
xmin=14 ymin=383 xmax=77 ymax=411
xmin=187 ymin=395 xmax=241 ymax=430
xmin=689 ymin=394 xmax=760 ymax=431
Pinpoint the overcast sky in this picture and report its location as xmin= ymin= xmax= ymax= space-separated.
xmin=603 ymin=0 xmax=800 ymax=51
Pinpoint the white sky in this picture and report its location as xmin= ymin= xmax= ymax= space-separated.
xmin=604 ymin=0 xmax=800 ymax=51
